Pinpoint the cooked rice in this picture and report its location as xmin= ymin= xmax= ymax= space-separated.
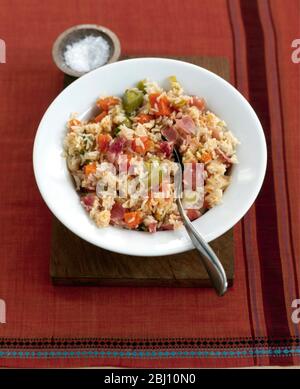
xmin=63 ymin=76 xmax=239 ymax=232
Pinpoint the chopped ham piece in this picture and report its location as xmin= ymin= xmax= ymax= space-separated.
xmin=80 ymin=193 xmax=96 ymax=211
xmin=106 ymin=137 xmax=127 ymax=163
xmin=159 ymin=141 xmax=173 ymax=158
xmin=110 ymin=202 xmax=125 ymax=221
xmin=175 ymin=116 xmax=196 ymax=136
xmin=216 ymin=148 xmax=232 ymax=164
xmin=159 ymin=224 xmax=174 ymax=231
xmin=109 ymin=136 xmax=126 ymax=154
xmin=186 ymin=209 xmax=202 ymax=221
xmin=161 ymin=126 xmax=178 ymax=142
xmin=148 ymin=222 xmax=157 ymax=233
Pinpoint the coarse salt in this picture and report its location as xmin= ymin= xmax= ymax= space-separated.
xmin=64 ymin=35 xmax=110 ymax=73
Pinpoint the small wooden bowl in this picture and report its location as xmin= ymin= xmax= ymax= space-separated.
xmin=52 ymin=24 xmax=121 ymax=78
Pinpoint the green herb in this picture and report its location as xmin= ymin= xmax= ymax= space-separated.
xmin=114 ymin=127 xmax=121 ymax=136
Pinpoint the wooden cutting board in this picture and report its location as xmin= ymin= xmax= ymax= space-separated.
xmin=50 ymin=55 xmax=234 ymax=287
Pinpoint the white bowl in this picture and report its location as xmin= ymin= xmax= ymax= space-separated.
xmin=33 ymin=58 xmax=267 ymax=256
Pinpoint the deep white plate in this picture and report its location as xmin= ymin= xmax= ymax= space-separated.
xmin=33 ymin=57 xmax=267 ymax=256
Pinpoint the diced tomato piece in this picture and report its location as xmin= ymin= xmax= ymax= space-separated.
xmin=149 ymin=93 xmax=160 ymax=107
xmin=124 ymin=211 xmax=142 ymax=229
xmin=97 ymin=134 xmax=112 ymax=152
xmin=136 ymin=114 xmax=153 ymax=124
xmin=158 ymin=97 xmax=172 ymax=116
xmin=143 ymin=137 xmax=154 ymax=152
xmin=132 ymin=136 xmax=154 ymax=154
xmin=149 ymin=93 xmax=171 ymax=116
xmin=96 ymin=97 xmax=119 ymax=111
xmin=191 ymin=97 xmax=205 ymax=111
xmin=201 ymin=152 xmax=212 ymax=163
xmin=132 ymin=139 xmax=144 ymax=154
xmin=94 ymin=111 xmax=108 ymax=123
xmin=83 ymin=162 xmax=97 ymax=175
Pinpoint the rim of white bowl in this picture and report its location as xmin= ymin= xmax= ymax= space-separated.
xmin=33 ymin=57 xmax=267 ymax=257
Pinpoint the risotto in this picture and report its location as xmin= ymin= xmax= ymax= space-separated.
xmin=63 ymin=76 xmax=239 ymax=232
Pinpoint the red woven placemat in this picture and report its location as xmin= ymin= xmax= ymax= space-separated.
xmin=0 ymin=0 xmax=299 ymax=368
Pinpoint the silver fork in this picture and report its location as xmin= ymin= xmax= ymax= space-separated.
xmin=174 ymin=147 xmax=228 ymax=296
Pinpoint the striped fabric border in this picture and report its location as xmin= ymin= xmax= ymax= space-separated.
xmin=0 ymin=348 xmax=300 ymax=360
xmin=258 ymin=0 xmax=300 ymax=339
xmin=0 ymin=0 xmax=298 ymax=368
xmin=227 ymin=0 xmax=269 ymax=366
xmin=1 ymin=336 xmax=300 ymax=347
xmin=228 ymin=0 xmax=298 ymax=366
xmin=1 ymin=335 xmax=300 ymax=360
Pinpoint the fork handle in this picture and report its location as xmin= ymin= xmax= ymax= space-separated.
xmin=177 ymin=200 xmax=228 ymax=296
